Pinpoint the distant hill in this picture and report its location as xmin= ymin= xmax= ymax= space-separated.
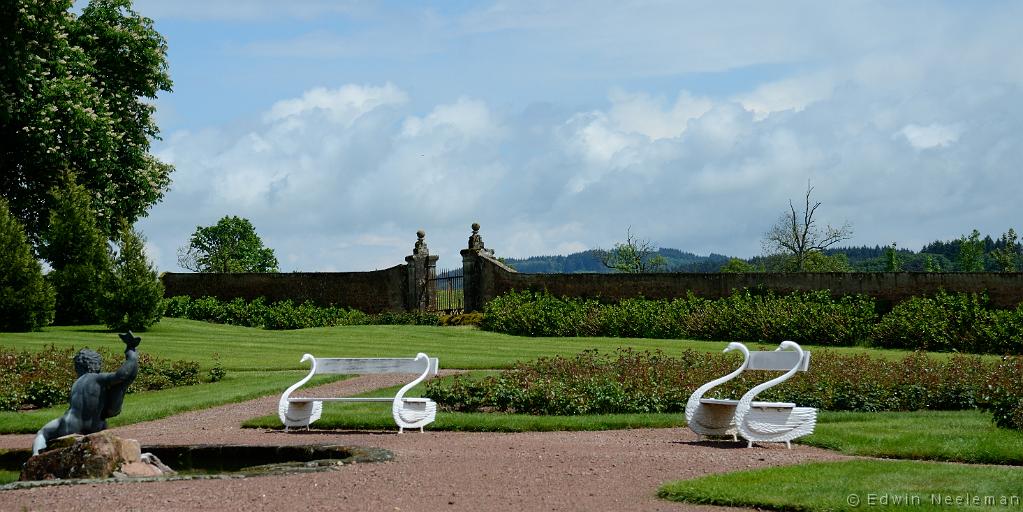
xmin=462 ymin=232 xmax=1015 ymax=274
xmin=501 ymin=249 xmax=730 ymax=274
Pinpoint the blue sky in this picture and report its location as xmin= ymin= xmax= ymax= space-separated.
xmin=113 ymin=0 xmax=1023 ymax=271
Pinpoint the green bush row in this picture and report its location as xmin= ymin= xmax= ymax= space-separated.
xmin=480 ymin=290 xmax=1023 ymax=354
xmin=980 ymin=356 xmax=1023 ymax=430
xmin=0 ymin=345 xmax=205 ymax=411
xmin=163 ymin=296 xmax=440 ymax=330
xmin=424 ymin=348 xmax=1022 ymax=430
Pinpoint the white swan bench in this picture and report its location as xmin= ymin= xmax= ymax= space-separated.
xmin=685 ymin=341 xmax=816 ymax=448
xmin=279 ymin=353 xmax=439 ymax=433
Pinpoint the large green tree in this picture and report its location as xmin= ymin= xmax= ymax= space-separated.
xmin=178 ymin=216 xmax=279 ymax=273
xmin=0 ymin=0 xmax=172 ymax=247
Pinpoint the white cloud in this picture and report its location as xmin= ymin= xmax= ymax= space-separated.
xmin=265 ymin=83 xmax=407 ymax=124
xmin=607 ymin=90 xmax=712 ymax=140
xmin=898 ymin=123 xmax=962 ymax=149
xmin=737 ymin=71 xmax=837 ymax=120
xmin=138 ymin=1 xmax=1023 ymax=271
xmin=143 ymin=79 xmax=1023 ymax=272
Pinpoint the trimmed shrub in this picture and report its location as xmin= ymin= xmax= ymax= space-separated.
xmin=0 ymin=198 xmax=55 ymax=331
xmin=480 ymin=290 xmax=600 ymax=337
xmin=0 ymin=345 xmax=203 ymax=411
xmin=871 ymin=292 xmax=1022 ymax=354
xmin=481 ymin=289 xmax=1021 ymax=354
xmin=373 ymin=311 xmax=440 ymax=326
xmin=99 ymin=227 xmax=164 ymax=331
xmin=162 ymin=296 xmax=444 ymax=330
xmin=438 ymin=312 xmax=484 ymax=326
xmin=979 ymin=356 xmax=1023 ymax=430
xmin=425 ymin=348 xmax=994 ymax=416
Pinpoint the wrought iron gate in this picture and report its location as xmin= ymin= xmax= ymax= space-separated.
xmin=429 ymin=269 xmax=463 ymax=314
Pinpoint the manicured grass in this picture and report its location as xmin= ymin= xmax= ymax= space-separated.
xmin=0 ymin=371 xmax=342 ymax=434
xmin=0 ymin=318 xmax=982 ymax=373
xmin=659 ymin=460 xmax=1023 ymax=511
xmin=245 ymin=386 xmax=1022 ymax=462
xmin=805 ymin=410 xmax=1023 ymax=465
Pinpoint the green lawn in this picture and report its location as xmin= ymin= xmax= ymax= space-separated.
xmin=659 ymin=460 xmax=1023 ymax=511
xmin=806 ymin=410 xmax=1023 ymax=465
xmin=4 ymin=320 xmax=1023 ymax=504
xmin=0 ymin=318 xmax=983 ymax=372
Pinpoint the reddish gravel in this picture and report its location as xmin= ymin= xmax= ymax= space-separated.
xmin=0 ymin=374 xmax=848 ymax=511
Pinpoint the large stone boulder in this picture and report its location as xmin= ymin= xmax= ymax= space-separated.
xmin=20 ymin=431 xmax=173 ymax=481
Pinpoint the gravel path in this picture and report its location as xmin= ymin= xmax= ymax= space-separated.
xmin=1 ymin=374 xmax=848 ymax=511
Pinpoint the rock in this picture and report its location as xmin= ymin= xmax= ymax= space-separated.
xmin=116 ymin=461 xmax=164 ymax=478
xmin=20 ymin=432 xmax=160 ymax=481
xmin=141 ymin=453 xmax=176 ymax=476
xmin=45 ymin=434 xmax=85 ymax=451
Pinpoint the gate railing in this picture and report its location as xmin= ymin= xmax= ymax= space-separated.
xmin=429 ymin=270 xmax=463 ymax=314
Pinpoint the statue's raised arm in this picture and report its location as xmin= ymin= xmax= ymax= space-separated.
xmin=32 ymin=332 xmax=142 ymax=455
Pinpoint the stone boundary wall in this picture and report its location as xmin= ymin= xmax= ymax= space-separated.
xmin=161 ymin=266 xmax=407 ymax=314
xmin=474 ymin=253 xmax=1023 ymax=309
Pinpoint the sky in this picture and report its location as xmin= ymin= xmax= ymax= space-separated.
xmin=109 ymin=0 xmax=1023 ymax=272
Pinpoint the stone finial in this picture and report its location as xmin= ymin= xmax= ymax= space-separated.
xmin=468 ymin=223 xmax=485 ymax=251
xmin=413 ymin=230 xmax=429 ymax=257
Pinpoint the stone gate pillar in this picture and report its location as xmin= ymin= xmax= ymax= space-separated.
xmin=460 ymin=222 xmax=494 ymax=313
xmin=405 ymin=230 xmax=438 ymax=312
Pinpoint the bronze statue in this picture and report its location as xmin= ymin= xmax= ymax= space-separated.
xmin=32 ymin=332 xmax=141 ymax=455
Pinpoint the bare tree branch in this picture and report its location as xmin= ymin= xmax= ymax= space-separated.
xmin=762 ymin=180 xmax=853 ymax=271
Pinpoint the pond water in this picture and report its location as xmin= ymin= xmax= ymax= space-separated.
xmin=0 ymin=444 xmax=392 ymax=489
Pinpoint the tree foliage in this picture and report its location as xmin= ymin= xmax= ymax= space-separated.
xmin=957 ymin=229 xmax=985 ymax=272
xmin=178 ymin=216 xmax=279 ymax=273
xmin=763 ymin=181 xmax=853 ymax=271
xmin=40 ymin=174 xmax=112 ymax=324
xmin=100 ymin=226 xmax=163 ymax=331
xmin=0 ymin=198 xmax=55 ymax=331
xmin=720 ymin=257 xmax=756 ymax=273
xmin=990 ymin=229 xmax=1020 ymax=272
xmin=596 ymin=228 xmax=667 ymax=273
xmin=0 ymin=0 xmax=172 ymax=247
xmin=884 ymin=243 xmax=902 ymax=272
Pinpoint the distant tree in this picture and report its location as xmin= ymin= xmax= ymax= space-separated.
xmin=802 ymin=252 xmax=852 ymax=272
xmin=1 ymin=0 xmax=174 ymax=247
xmin=100 ymin=227 xmax=163 ymax=331
xmin=720 ymin=257 xmax=756 ymax=273
xmin=596 ymin=228 xmax=667 ymax=273
xmin=884 ymin=243 xmax=902 ymax=272
xmin=0 ymin=198 xmax=55 ymax=331
xmin=990 ymin=229 xmax=1020 ymax=272
xmin=763 ymin=181 xmax=853 ymax=271
xmin=40 ymin=175 xmax=112 ymax=325
xmin=956 ymin=230 xmax=985 ymax=272
xmin=178 ymin=216 xmax=279 ymax=273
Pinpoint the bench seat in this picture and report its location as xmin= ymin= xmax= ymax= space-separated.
xmin=288 ymin=397 xmax=433 ymax=403
xmin=685 ymin=341 xmax=817 ymax=448
xmin=279 ymin=353 xmax=439 ymax=433
xmin=699 ymin=398 xmax=795 ymax=409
